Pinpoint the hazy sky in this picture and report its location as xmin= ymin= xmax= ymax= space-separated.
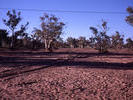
xmin=0 ymin=0 xmax=133 ymax=40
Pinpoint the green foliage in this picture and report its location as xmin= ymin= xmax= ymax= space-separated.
xmin=67 ymin=37 xmax=78 ymax=48
xmin=90 ymin=21 xmax=110 ymax=53
xmin=34 ymin=13 xmax=65 ymax=51
xmin=78 ymin=36 xmax=87 ymax=48
xmin=3 ymin=10 xmax=29 ymax=49
xmin=126 ymin=38 xmax=133 ymax=50
xmin=1 ymin=8 xmax=133 ymax=51
xmin=3 ymin=10 xmax=21 ymax=48
xmin=3 ymin=10 xmax=21 ymax=31
xmin=111 ymin=31 xmax=124 ymax=49
xmin=126 ymin=7 xmax=133 ymax=26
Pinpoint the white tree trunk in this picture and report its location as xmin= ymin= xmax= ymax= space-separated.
xmin=48 ymin=40 xmax=53 ymax=49
xmin=44 ymin=39 xmax=48 ymax=50
xmin=44 ymin=39 xmax=53 ymax=51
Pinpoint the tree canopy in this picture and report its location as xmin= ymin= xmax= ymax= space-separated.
xmin=126 ymin=6 xmax=133 ymax=26
xmin=33 ymin=13 xmax=65 ymax=51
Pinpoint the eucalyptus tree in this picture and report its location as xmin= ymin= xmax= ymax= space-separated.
xmin=34 ymin=13 xmax=65 ymax=51
xmin=111 ymin=31 xmax=124 ymax=49
xmin=67 ymin=37 xmax=78 ymax=48
xmin=126 ymin=6 xmax=133 ymax=26
xmin=90 ymin=21 xmax=110 ymax=53
xmin=78 ymin=36 xmax=86 ymax=48
xmin=3 ymin=10 xmax=21 ymax=48
xmin=3 ymin=10 xmax=29 ymax=49
xmin=126 ymin=38 xmax=133 ymax=50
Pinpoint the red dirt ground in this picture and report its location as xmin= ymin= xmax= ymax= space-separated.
xmin=0 ymin=48 xmax=133 ymax=100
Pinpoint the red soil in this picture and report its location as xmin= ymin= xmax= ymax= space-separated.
xmin=0 ymin=48 xmax=133 ymax=100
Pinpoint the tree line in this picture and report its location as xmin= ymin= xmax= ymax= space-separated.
xmin=0 ymin=6 xmax=133 ymax=53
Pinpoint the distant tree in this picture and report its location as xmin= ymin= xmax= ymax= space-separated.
xmin=78 ymin=36 xmax=86 ymax=48
xmin=15 ymin=23 xmax=29 ymax=39
xmin=3 ymin=10 xmax=29 ymax=49
xmin=67 ymin=37 xmax=78 ymax=48
xmin=0 ymin=29 xmax=9 ymax=47
xmin=126 ymin=7 xmax=133 ymax=26
xmin=89 ymin=37 xmax=95 ymax=48
xmin=52 ymin=38 xmax=64 ymax=49
xmin=111 ymin=31 xmax=124 ymax=49
xmin=126 ymin=7 xmax=133 ymax=50
xmin=126 ymin=38 xmax=133 ymax=50
xmin=90 ymin=21 xmax=110 ymax=53
xmin=34 ymin=13 xmax=65 ymax=51
xmin=85 ymin=39 xmax=91 ymax=48
xmin=30 ymin=33 xmax=42 ymax=49
xmin=15 ymin=23 xmax=29 ymax=48
xmin=3 ymin=10 xmax=21 ymax=48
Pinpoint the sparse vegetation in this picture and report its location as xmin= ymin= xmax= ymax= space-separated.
xmin=33 ymin=13 xmax=65 ymax=51
xmin=1 ymin=9 xmax=133 ymax=51
xmin=3 ymin=10 xmax=29 ymax=49
xmin=90 ymin=21 xmax=110 ymax=53
xmin=66 ymin=37 xmax=78 ymax=48
xmin=111 ymin=31 xmax=124 ymax=49
xmin=0 ymin=5 xmax=133 ymax=100
xmin=78 ymin=36 xmax=87 ymax=48
xmin=126 ymin=6 xmax=133 ymax=26
xmin=126 ymin=38 xmax=133 ymax=50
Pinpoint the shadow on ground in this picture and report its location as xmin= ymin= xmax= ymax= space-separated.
xmin=0 ymin=51 xmax=133 ymax=79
